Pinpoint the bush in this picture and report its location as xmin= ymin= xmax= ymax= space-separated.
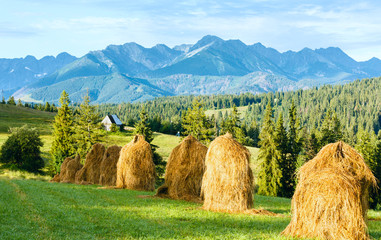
xmin=0 ymin=125 xmax=44 ymax=172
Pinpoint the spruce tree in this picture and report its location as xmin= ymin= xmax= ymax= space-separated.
xmin=304 ymin=128 xmax=320 ymax=161
xmin=134 ymin=107 xmax=166 ymax=182
xmin=257 ymin=102 xmax=282 ymax=196
xmin=1 ymin=96 xmax=5 ymax=104
xmin=247 ymin=120 xmax=260 ymax=147
xmin=282 ymin=100 xmax=302 ymax=197
xmin=134 ymin=107 xmax=153 ymax=143
xmin=74 ymin=93 xmax=103 ymax=157
xmin=50 ymin=91 xmax=75 ymax=174
xmin=44 ymin=102 xmax=51 ymax=112
xmin=181 ymin=99 xmax=213 ymax=143
xmin=7 ymin=96 xmax=16 ymax=105
xmin=370 ymin=131 xmax=381 ymax=209
xmin=221 ymin=104 xmax=245 ymax=144
xmin=17 ymin=99 xmax=22 ymax=107
xmin=320 ymin=110 xmax=342 ymax=146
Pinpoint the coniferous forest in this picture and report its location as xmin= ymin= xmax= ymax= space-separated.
xmin=96 ymin=77 xmax=381 ymax=141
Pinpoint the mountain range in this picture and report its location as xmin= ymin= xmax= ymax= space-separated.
xmin=1 ymin=35 xmax=381 ymax=103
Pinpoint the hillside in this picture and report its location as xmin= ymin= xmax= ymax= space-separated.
xmin=7 ymin=35 xmax=381 ymax=104
xmin=0 ymin=176 xmax=380 ymax=239
xmin=0 ymin=104 xmax=55 ymax=134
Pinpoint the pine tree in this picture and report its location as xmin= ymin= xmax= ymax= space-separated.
xmin=50 ymin=91 xmax=75 ymax=174
xmin=247 ymin=119 xmax=260 ymax=147
xmin=44 ymin=102 xmax=51 ymax=112
xmin=304 ymin=128 xmax=320 ymax=161
xmin=274 ymin=113 xmax=290 ymax=197
xmin=134 ymin=107 xmax=153 ymax=143
xmin=370 ymin=131 xmax=381 ymax=209
xmin=1 ymin=96 xmax=5 ymax=104
xmin=281 ymin=100 xmax=302 ymax=197
xmin=221 ymin=104 xmax=245 ymax=143
xmin=74 ymin=93 xmax=103 ymax=157
xmin=134 ymin=107 xmax=166 ymax=182
xmin=181 ymin=99 xmax=213 ymax=143
xmin=7 ymin=96 xmax=16 ymax=105
xmin=257 ymin=102 xmax=282 ymax=196
xmin=16 ymin=99 xmax=22 ymax=107
xmin=321 ymin=110 xmax=342 ymax=146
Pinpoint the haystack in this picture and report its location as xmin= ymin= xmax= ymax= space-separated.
xmin=201 ymin=132 xmax=254 ymax=212
xmin=116 ymin=135 xmax=155 ymax=191
xmin=75 ymin=143 xmax=106 ymax=185
xmin=60 ymin=155 xmax=83 ymax=183
xmin=282 ymin=141 xmax=377 ymax=240
xmin=50 ymin=174 xmax=60 ymax=182
xmin=99 ymin=145 xmax=122 ymax=186
xmin=156 ymin=135 xmax=207 ymax=201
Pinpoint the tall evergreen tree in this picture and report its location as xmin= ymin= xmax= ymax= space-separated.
xmin=247 ymin=119 xmax=260 ymax=147
xmin=221 ymin=104 xmax=245 ymax=143
xmin=134 ymin=107 xmax=153 ymax=143
xmin=257 ymin=102 xmax=282 ymax=196
xmin=44 ymin=102 xmax=51 ymax=112
xmin=370 ymin=131 xmax=381 ymax=209
xmin=304 ymin=128 xmax=320 ymax=161
xmin=1 ymin=96 xmax=5 ymax=104
xmin=7 ymin=96 xmax=16 ymax=105
xmin=320 ymin=110 xmax=342 ymax=146
xmin=17 ymin=99 xmax=23 ymax=107
xmin=181 ymin=99 xmax=213 ymax=143
xmin=134 ymin=107 xmax=166 ymax=182
xmin=281 ymin=100 xmax=302 ymax=197
xmin=50 ymin=91 xmax=75 ymax=174
xmin=74 ymin=93 xmax=103 ymax=157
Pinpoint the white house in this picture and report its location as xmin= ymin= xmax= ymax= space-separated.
xmin=101 ymin=114 xmax=123 ymax=131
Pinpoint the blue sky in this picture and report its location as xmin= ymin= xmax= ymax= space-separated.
xmin=1 ymin=0 xmax=380 ymax=61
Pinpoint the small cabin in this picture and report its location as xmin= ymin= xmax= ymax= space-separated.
xmin=101 ymin=114 xmax=123 ymax=131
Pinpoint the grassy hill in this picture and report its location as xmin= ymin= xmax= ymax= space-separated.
xmin=0 ymin=104 xmax=55 ymax=134
xmin=0 ymin=104 xmax=380 ymax=239
xmin=0 ymin=176 xmax=380 ymax=239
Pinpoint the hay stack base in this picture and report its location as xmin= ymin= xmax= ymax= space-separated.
xmin=75 ymin=143 xmax=106 ymax=185
xmin=116 ymin=135 xmax=155 ymax=191
xmin=99 ymin=145 xmax=122 ymax=186
xmin=282 ymin=141 xmax=377 ymax=240
xmin=156 ymin=135 xmax=207 ymax=201
xmin=201 ymin=133 xmax=254 ymax=212
xmin=60 ymin=155 xmax=83 ymax=183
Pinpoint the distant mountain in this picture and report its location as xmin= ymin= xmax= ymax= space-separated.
xmin=0 ymin=53 xmax=77 ymax=96
xmin=6 ymin=35 xmax=381 ymax=103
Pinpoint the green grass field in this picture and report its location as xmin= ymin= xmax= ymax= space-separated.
xmin=0 ymin=104 xmax=55 ymax=134
xmin=1 ymin=104 xmax=380 ymax=239
xmin=0 ymin=175 xmax=380 ymax=240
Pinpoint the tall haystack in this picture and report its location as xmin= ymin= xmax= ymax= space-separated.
xmin=201 ymin=132 xmax=254 ymax=212
xmin=156 ymin=135 xmax=208 ymax=201
xmin=60 ymin=155 xmax=83 ymax=183
xmin=282 ymin=141 xmax=377 ymax=240
xmin=75 ymin=143 xmax=106 ymax=185
xmin=99 ymin=145 xmax=122 ymax=186
xmin=116 ymin=135 xmax=155 ymax=191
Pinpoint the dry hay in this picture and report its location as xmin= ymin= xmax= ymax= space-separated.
xmin=282 ymin=141 xmax=377 ymax=240
xmin=156 ymin=135 xmax=208 ymax=201
xmin=201 ymin=132 xmax=254 ymax=212
xmin=75 ymin=143 xmax=106 ymax=185
xmin=60 ymin=155 xmax=83 ymax=183
xmin=50 ymin=174 xmax=60 ymax=182
xmin=116 ymin=135 xmax=155 ymax=191
xmin=99 ymin=145 xmax=122 ymax=186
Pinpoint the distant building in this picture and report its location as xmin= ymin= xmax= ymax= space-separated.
xmin=101 ymin=114 xmax=123 ymax=131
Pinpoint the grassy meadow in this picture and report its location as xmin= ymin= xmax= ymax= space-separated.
xmin=1 ymin=104 xmax=380 ymax=239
